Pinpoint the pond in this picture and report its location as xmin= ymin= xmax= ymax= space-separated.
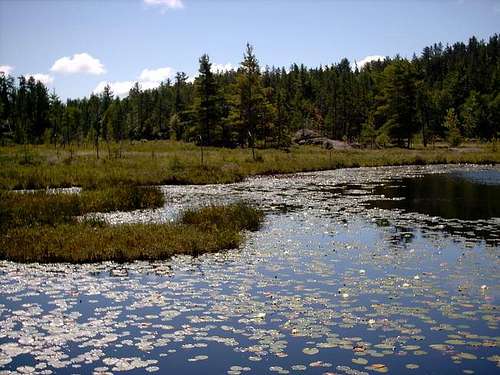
xmin=368 ymin=170 xmax=500 ymax=220
xmin=0 ymin=165 xmax=499 ymax=374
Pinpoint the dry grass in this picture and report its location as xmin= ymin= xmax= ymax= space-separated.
xmin=0 ymin=140 xmax=498 ymax=189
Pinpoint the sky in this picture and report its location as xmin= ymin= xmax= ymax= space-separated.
xmin=1 ymin=0 xmax=499 ymax=100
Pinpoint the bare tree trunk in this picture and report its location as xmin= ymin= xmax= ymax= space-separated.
xmin=95 ymin=135 xmax=99 ymax=159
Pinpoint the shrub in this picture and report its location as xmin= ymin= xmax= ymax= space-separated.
xmin=376 ymin=132 xmax=391 ymax=148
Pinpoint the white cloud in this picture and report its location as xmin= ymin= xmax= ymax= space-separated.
xmin=139 ymin=67 xmax=175 ymax=82
xmin=190 ymin=62 xmax=234 ymax=80
xmin=144 ymin=0 xmax=184 ymax=11
xmin=51 ymin=53 xmax=106 ymax=75
xmin=94 ymin=65 xmax=176 ymax=97
xmin=94 ymin=80 xmax=135 ymax=97
xmin=0 ymin=65 xmax=14 ymax=75
xmin=140 ymin=80 xmax=164 ymax=91
xmin=211 ymin=63 xmax=234 ymax=73
xmin=356 ymin=55 xmax=385 ymax=69
xmin=25 ymin=73 xmax=54 ymax=85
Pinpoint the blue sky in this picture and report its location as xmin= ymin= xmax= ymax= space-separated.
xmin=1 ymin=0 xmax=499 ymax=99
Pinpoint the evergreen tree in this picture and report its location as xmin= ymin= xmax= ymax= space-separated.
xmin=0 ymin=73 xmax=16 ymax=145
xmin=0 ymin=34 xmax=498 ymax=148
xmin=235 ymin=43 xmax=269 ymax=147
xmin=100 ymin=84 xmax=114 ymax=148
xmin=173 ymin=72 xmax=190 ymax=140
xmin=88 ymin=93 xmax=101 ymax=158
xmin=375 ymin=59 xmax=418 ymax=148
xmin=48 ymin=91 xmax=63 ymax=147
xmin=127 ymin=82 xmax=143 ymax=139
xmin=194 ymin=54 xmax=222 ymax=145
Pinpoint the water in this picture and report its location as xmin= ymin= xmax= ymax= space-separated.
xmin=1 ymin=165 xmax=499 ymax=374
xmin=368 ymin=170 xmax=500 ymax=220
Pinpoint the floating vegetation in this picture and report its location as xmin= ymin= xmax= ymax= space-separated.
xmin=405 ymin=363 xmax=420 ymax=370
xmin=302 ymin=347 xmax=319 ymax=355
xmin=0 ymin=165 xmax=498 ymax=374
xmin=352 ymin=357 xmax=368 ymax=365
xmin=368 ymin=363 xmax=389 ymax=373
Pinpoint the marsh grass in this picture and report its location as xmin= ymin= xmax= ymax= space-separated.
xmin=0 ymin=186 xmax=164 ymax=230
xmin=181 ymin=202 xmax=264 ymax=232
xmin=0 ymin=202 xmax=264 ymax=263
xmin=0 ymin=141 xmax=498 ymax=189
xmin=0 ymin=190 xmax=81 ymax=229
xmin=80 ymin=186 xmax=164 ymax=212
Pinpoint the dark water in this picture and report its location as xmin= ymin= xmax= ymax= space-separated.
xmin=368 ymin=170 xmax=500 ymax=220
xmin=0 ymin=165 xmax=499 ymax=375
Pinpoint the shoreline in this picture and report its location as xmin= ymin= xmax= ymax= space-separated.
xmin=1 ymin=142 xmax=499 ymax=189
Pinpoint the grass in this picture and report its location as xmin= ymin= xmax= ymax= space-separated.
xmin=80 ymin=186 xmax=164 ymax=212
xmin=0 ymin=186 xmax=164 ymax=230
xmin=180 ymin=202 xmax=264 ymax=231
xmin=0 ymin=140 xmax=498 ymax=189
xmin=0 ymin=202 xmax=264 ymax=263
xmin=0 ymin=140 xmax=495 ymax=262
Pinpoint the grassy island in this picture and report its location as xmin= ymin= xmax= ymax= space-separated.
xmin=0 ymin=192 xmax=264 ymax=263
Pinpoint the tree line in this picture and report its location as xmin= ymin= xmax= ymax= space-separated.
xmin=1 ymin=34 xmax=499 ymax=154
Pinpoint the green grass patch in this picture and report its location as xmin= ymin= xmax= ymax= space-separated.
xmin=80 ymin=186 xmax=164 ymax=212
xmin=181 ymin=202 xmax=264 ymax=232
xmin=0 ymin=202 xmax=264 ymax=263
xmin=0 ymin=186 xmax=164 ymax=230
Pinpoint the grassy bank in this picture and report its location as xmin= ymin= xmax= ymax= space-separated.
xmin=0 ymin=202 xmax=264 ymax=263
xmin=0 ymin=141 xmax=498 ymax=189
xmin=0 ymin=186 xmax=164 ymax=230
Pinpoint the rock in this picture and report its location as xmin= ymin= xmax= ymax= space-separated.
xmin=292 ymin=129 xmax=321 ymax=142
xmin=292 ymin=129 xmax=353 ymax=150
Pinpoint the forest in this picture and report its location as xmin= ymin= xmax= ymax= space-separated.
xmin=0 ymin=34 xmax=499 ymax=153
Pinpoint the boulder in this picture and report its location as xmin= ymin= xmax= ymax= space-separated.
xmin=292 ymin=129 xmax=353 ymax=150
xmin=292 ymin=129 xmax=321 ymax=143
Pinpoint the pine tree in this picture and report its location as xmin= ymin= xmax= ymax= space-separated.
xmin=173 ymin=72 xmax=189 ymax=140
xmin=0 ymin=73 xmax=16 ymax=145
xmin=48 ymin=91 xmax=63 ymax=147
xmin=360 ymin=113 xmax=377 ymax=148
xmin=375 ymin=59 xmax=418 ymax=148
xmin=194 ymin=54 xmax=221 ymax=145
xmin=235 ymin=43 xmax=269 ymax=148
xmin=88 ymin=93 xmax=101 ymax=158
xmin=1 ymin=34 xmax=499 ymax=148
xmin=127 ymin=82 xmax=143 ymax=139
